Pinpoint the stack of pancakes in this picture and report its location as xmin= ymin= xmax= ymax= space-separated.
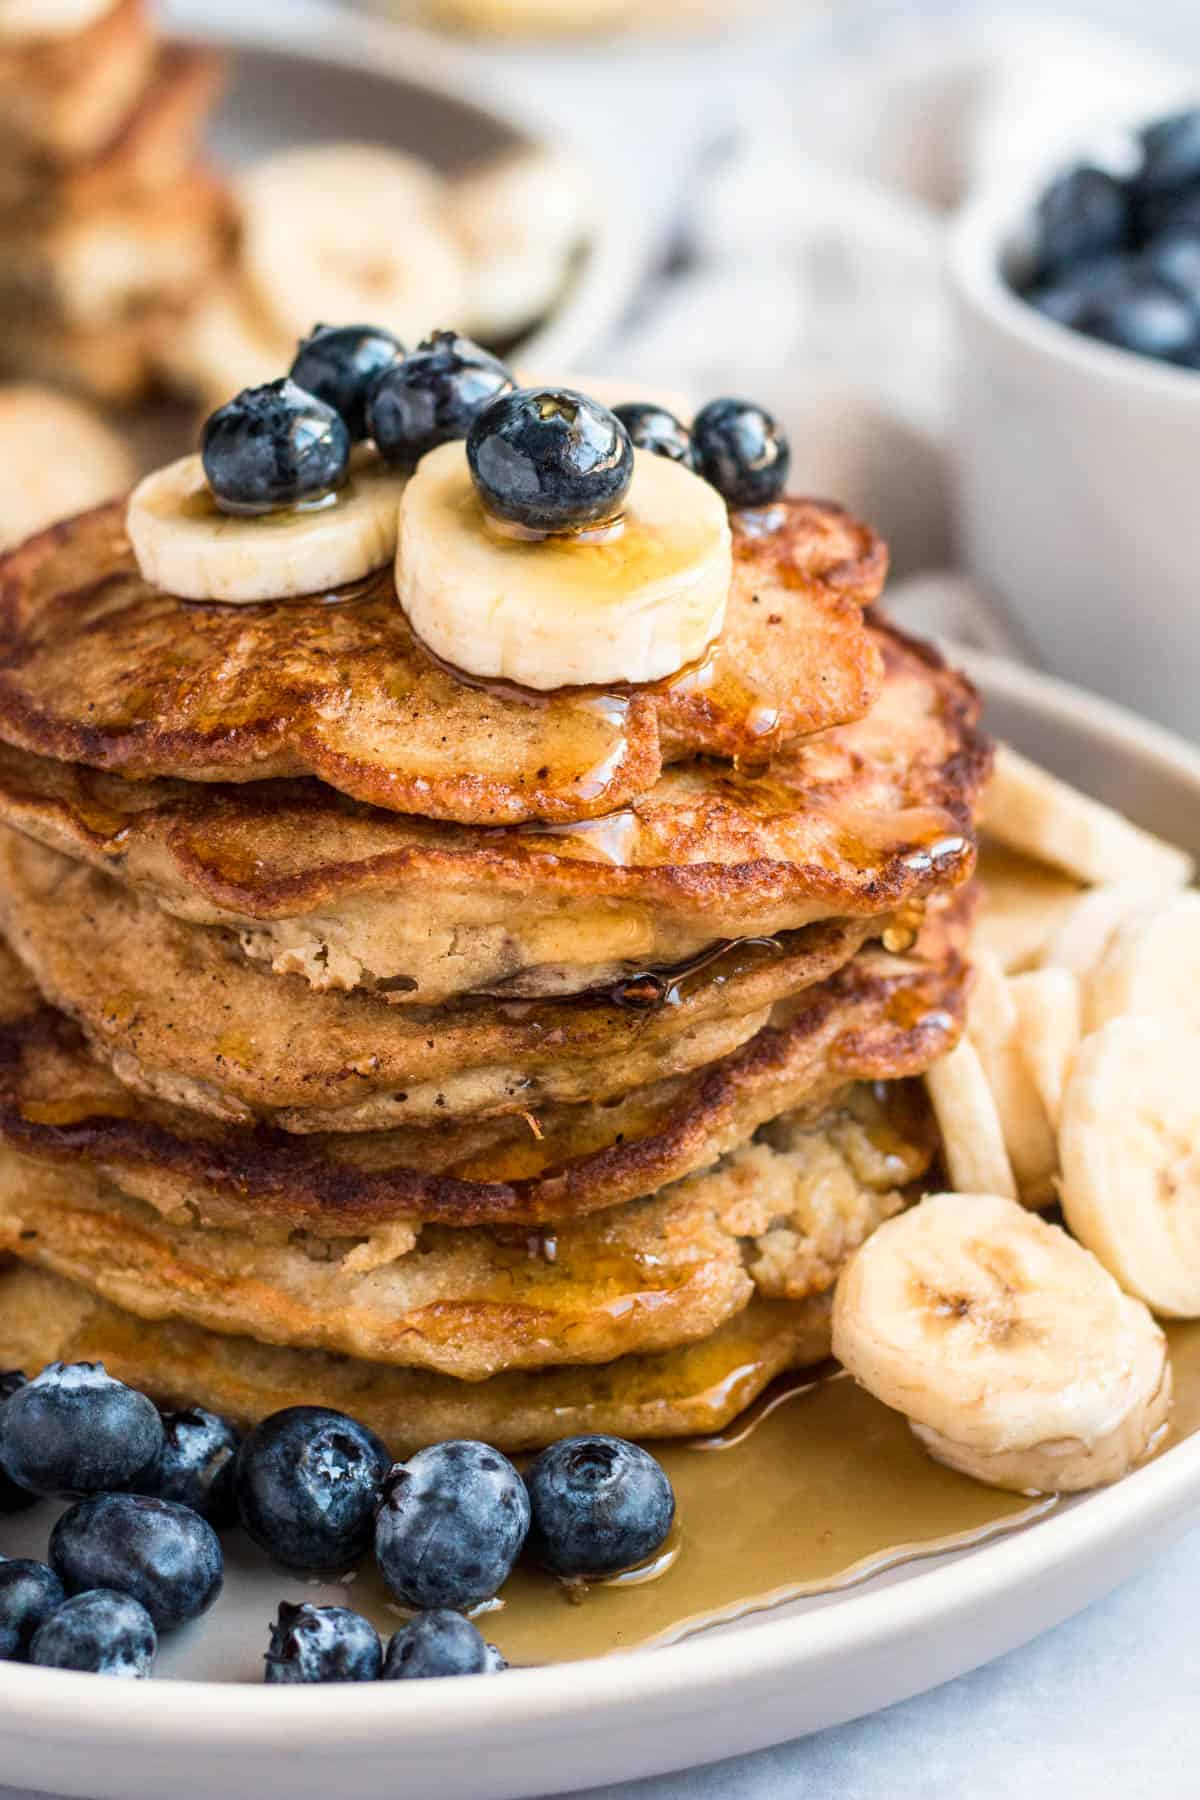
xmin=0 ymin=493 xmax=990 ymax=1453
xmin=0 ymin=1 xmax=228 ymax=404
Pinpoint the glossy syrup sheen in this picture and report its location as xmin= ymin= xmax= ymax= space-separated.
xmin=344 ymin=1321 xmax=1200 ymax=1666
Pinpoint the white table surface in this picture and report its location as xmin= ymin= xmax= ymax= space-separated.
xmin=6 ymin=3 xmax=1200 ymax=1796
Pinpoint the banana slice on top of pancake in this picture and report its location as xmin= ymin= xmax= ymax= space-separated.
xmin=833 ymin=1191 xmax=1171 ymax=1493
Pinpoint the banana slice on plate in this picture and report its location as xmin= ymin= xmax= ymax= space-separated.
xmin=0 ymin=385 xmax=134 ymax=551
xmin=238 ymin=146 xmax=469 ymax=351
xmin=128 ymin=450 xmax=407 ymax=604
xmin=1009 ymin=967 xmax=1081 ymax=1132
xmin=985 ymin=744 xmax=1194 ymax=890
xmin=1085 ymin=890 xmax=1200 ymax=1034
xmin=451 ymin=147 xmax=588 ymax=342
xmin=397 ymin=441 xmax=732 ymax=689
xmin=1061 ymin=1015 xmax=1200 ymax=1317
xmin=1038 ymin=883 xmax=1155 ymax=979
xmin=833 ymin=1191 xmax=1172 ymax=1493
xmin=923 ymin=1038 xmax=1017 ymax=1203
xmin=966 ymin=950 xmax=1059 ymax=1206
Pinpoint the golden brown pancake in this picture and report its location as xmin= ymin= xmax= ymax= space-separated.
xmin=0 ymin=1084 xmax=932 ymax=1377
xmin=0 ymin=896 xmax=969 ymax=1232
xmin=0 ymin=1261 xmax=832 ymax=1452
xmin=0 ymin=0 xmax=155 ymax=163
xmin=0 ymin=498 xmax=886 ymax=826
xmin=0 ymin=628 xmax=987 ymax=1003
xmin=0 ymin=828 xmax=880 ymax=1128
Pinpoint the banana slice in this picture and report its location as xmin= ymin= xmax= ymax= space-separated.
xmin=451 ymin=147 xmax=588 ymax=341
xmin=127 ymin=450 xmax=407 ymax=604
xmin=1061 ymin=1016 xmax=1200 ymax=1317
xmin=156 ymin=276 xmax=293 ymax=415
xmin=1009 ymin=967 xmax=1081 ymax=1133
xmin=833 ymin=1191 xmax=1172 ymax=1493
xmin=967 ymin=950 xmax=1058 ymax=1206
xmin=1086 ymin=890 xmax=1200 ymax=1035
xmin=1038 ymin=883 xmax=1155 ymax=979
xmin=238 ymin=145 xmax=469 ymax=350
xmin=985 ymin=744 xmax=1194 ymax=890
xmin=923 ymin=1039 xmax=1017 ymax=1203
xmin=397 ymin=441 xmax=732 ymax=689
xmin=0 ymin=385 xmax=134 ymax=551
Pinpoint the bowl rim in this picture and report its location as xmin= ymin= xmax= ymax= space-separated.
xmin=947 ymin=148 xmax=1200 ymax=406
xmin=2 ymin=649 xmax=1200 ymax=1759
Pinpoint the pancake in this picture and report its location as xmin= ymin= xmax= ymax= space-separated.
xmin=0 ymin=498 xmax=886 ymax=827
xmin=0 ymin=306 xmax=165 ymax=406
xmin=0 ymin=0 xmax=155 ymax=163
xmin=0 ymin=895 xmax=969 ymax=1232
xmin=0 ymin=1262 xmax=832 ymax=1452
xmin=0 ymin=829 xmax=880 ymax=1128
xmin=0 ymin=1083 xmax=932 ymax=1377
xmin=0 ymin=628 xmax=987 ymax=1004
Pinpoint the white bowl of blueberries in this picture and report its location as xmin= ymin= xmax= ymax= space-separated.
xmin=949 ymin=104 xmax=1200 ymax=739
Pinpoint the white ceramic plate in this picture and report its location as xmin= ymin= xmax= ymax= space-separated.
xmin=1 ymin=651 xmax=1199 ymax=1799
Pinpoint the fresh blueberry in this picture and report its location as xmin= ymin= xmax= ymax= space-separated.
xmin=1032 ymin=164 xmax=1132 ymax=275
xmin=289 ymin=323 xmax=404 ymax=441
xmin=1138 ymin=108 xmax=1200 ymax=196
xmin=0 ymin=1362 xmax=163 ymax=1500
xmin=382 ymin=1611 xmax=506 ymax=1680
xmin=467 ymin=388 xmax=634 ymax=533
xmin=1134 ymin=179 xmax=1200 ymax=246
xmin=234 ymin=1406 xmax=390 ymax=1574
xmin=29 ymin=1590 xmax=156 ymax=1678
xmin=0 ymin=1371 xmax=36 ymax=1514
xmin=1021 ymin=250 xmax=1134 ymax=327
xmin=201 ymin=379 xmax=351 ymax=517
xmin=375 ymin=1440 xmax=529 ymax=1612
xmin=611 ymin=402 xmax=695 ymax=467
xmin=367 ymin=330 xmax=513 ymax=467
xmin=51 ymin=1494 xmax=223 ymax=1631
xmin=155 ymin=1407 xmax=240 ymax=1528
xmin=1079 ymin=280 xmax=1198 ymax=362
xmin=0 ymin=1559 xmax=65 ymax=1661
xmin=691 ymin=397 xmax=790 ymax=510
xmin=263 ymin=1601 xmax=382 ymax=1684
xmin=1142 ymin=231 xmax=1200 ymax=303
xmin=524 ymin=1435 xmax=675 ymax=1578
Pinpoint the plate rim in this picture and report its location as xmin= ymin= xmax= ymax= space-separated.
xmin=1 ymin=646 xmax=1200 ymax=1759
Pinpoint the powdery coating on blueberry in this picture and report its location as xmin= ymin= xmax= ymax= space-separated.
xmin=1138 ymin=109 xmax=1200 ymax=196
xmin=524 ymin=1435 xmax=675 ymax=1578
xmin=264 ymin=1601 xmax=382 ymax=1684
xmin=0 ymin=1371 xmax=35 ymax=1515
xmin=50 ymin=1494 xmax=223 ymax=1631
xmin=1032 ymin=166 xmax=1131 ymax=277
xmin=692 ymin=398 xmax=790 ymax=511
xmin=611 ymin=402 xmax=695 ymax=468
xmin=0 ymin=1361 xmax=164 ymax=1500
xmin=382 ymin=1610 xmax=506 ymax=1680
xmin=466 ymin=388 xmax=634 ymax=532
xmin=30 ymin=1589 xmax=156 ymax=1678
xmin=374 ymin=1440 xmax=530 ymax=1612
xmin=0 ymin=1560 xmax=65 ymax=1661
xmin=234 ymin=1406 xmax=391 ymax=1574
xmin=156 ymin=1407 xmax=240 ymax=1528
xmin=368 ymin=330 xmax=513 ymax=467
xmin=1082 ymin=284 xmax=1198 ymax=361
xmin=290 ymin=324 xmax=404 ymax=442
xmin=201 ymin=378 xmax=351 ymax=515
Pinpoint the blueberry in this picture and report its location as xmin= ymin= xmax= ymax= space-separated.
xmin=51 ymin=1493 xmax=223 ymax=1631
xmin=201 ymin=379 xmax=351 ymax=517
xmin=1079 ymin=280 xmax=1198 ymax=362
xmin=1138 ymin=108 xmax=1200 ymax=196
xmin=263 ymin=1601 xmax=382 ymax=1684
xmin=467 ymin=388 xmax=634 ymax=533
xmin=1135 ymin=179 xmax=1200 ymax=246
xmin=289 ymin=324 xmax=404 ymax=442
xmin=0 ymin=1371 xmax=35 ymax=1514
xmin=155 ymin=1407 xmax=240 ymax=1528
xmin=524 ymin=1435 xmax=675 ymax=1578
xmin=1020 ymin=250 xmax=1134 ymax=327
xmin=375 ymin=1440 xmax=529 ymax=1612
xmin=0 ymin=1559 xmax=65 ymax=1661
xmin=611 ymin=402 xmax=694 ymax=467
xmin=367 ymin=330 xmax=513 ymax=467
xmin=1142 ymin=232 xmax=1200 ymax=303
xmin=382 ymin=1611 xmax=506 ymax=1680
xmin=234 ymin=1406 xmax=390 ymax=1574
xmin=0 ymin=1362 xmax=163 ymax=1499
xmin=691 ymin=397 xmax=790 ymax=510
xmin=29 ymin=1590 xmax=156 ymax=1678
xmin=1032 ymin=165 xmax=1132 ymax=275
